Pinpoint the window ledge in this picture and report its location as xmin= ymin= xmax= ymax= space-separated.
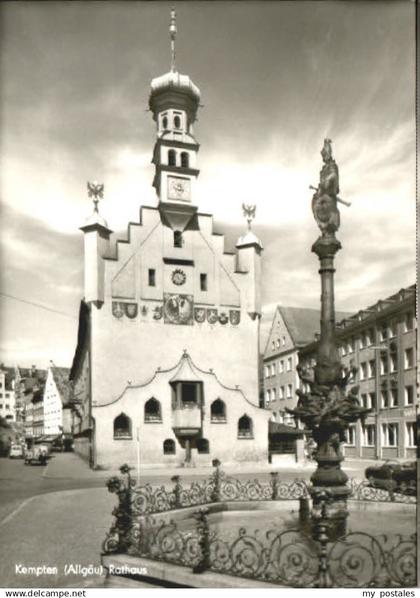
xmin=144 ymin=419 xmax=163 ymax=424
xmin=238 ymin=435 xmax=254 ymax=440
xmin=113 ymin=436 xmax=133 ymax=440
xmin=211 ymin=419 xmax=227 ymax=424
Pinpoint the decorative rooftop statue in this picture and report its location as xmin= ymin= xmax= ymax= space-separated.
xmin=242 ymin=203 xmax=256 ymax=230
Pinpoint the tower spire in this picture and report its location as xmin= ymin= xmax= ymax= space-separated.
xmin=169 ymin=8 xmax=177 ymax=72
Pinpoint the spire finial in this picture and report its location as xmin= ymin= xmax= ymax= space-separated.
xmin=169 ymin=7 xmax=177 ymax=72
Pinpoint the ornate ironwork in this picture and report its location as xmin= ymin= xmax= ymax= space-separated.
xmin=347 ymin=479 xmax=416 ymax=504
xmin=209 ymin=527 xmax=319 ymax=587
xmin=327 ymin=532 xmax=416 ymax=588
xmin=104 ymin=466 xmax=416 ymax=587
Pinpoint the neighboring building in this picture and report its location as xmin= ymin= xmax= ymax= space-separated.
xmin=299 ymin=284 xmax=417 ymax=461
xmin=43 ymin=366 xmax=71 ymax=437
xmin=0 ymin=365 xmax=16 ymax=423
xmin=70 ymin=15 xmax=270 ymax=469
xmin=17 ymin=367 xmax=47 ymax=444
xmin=263 ymin=307 xmax=350 ymax=426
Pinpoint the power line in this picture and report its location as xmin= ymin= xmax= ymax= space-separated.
xmin=0 ymin=292 xmax=77 ymax=320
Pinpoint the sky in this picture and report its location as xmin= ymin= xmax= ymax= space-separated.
xmin=0 ymin=0 xmax=416 ymax=368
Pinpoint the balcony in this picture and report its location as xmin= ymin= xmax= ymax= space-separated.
xmin=172 ymin=405 xmax=201 ymax=436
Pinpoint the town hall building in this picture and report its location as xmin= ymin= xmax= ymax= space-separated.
xmin=69 ymin=11 xmax=270 ymax=469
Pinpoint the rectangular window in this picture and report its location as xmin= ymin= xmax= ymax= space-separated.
xmin=272 ymin=387 xmax=277 ymax=401
xmin=345 ymin=425 xmax=356 ymax=446
xmin=287 ymin=357 xmax=292 ymax=371
xmin=404 ymin=348 xmax=414 ymax=369
xmin=405 ymin=386 xmax=414 ymax=406
xmin=390 ymin=388 xmax=398 ymax=407
xmin=367 ymin=329 xmax=374 ymax=346
xmin=380 ymin=355 xmax=388 ymax=375
xmin=404 ymin=313 xmax=414 ymax=332
xmin=271 ymin=363 xmax=276 ymax=376
xmin=347 ymin=339 xmax=354 ymax=354
xmin=279 ymin=360 xmax=284 ymax=373
xmin=181 ymin=383 xmax=198 ymax=406
xmin=380 ymin=324 xmax=388 ymax=342
xmin=382 ymin=423 xmax=398 ymax=447
xmin=390 ymin=353 xmax=398 ymax=372
xmin=388 ymin=322 xmax=397 ymax=338
xmin=359 ymin=362 xmax=368 ymax=381
xmin=266 ymin=390 xmax=271 ymax=404
xmin=381 ymin=390 xmax=389 ymax=408
xmin=341 ymin=344 xmax=347 ymax=356
xmin=279 ymin=386 xmax=285 ymax=400
xmin=287 ymin=384 xmax=293 ymax=398
xmin=200 ymin=273 xmax=208 ymax=291
xmin=265 ymin=366 xmax=270 ymax=378
xmin=362 ymin=424 xmax=375 ymax=447
xmin=368 ymin=360 xmax=376 ymax=378
xmin=406 ymin=422 xmax=416 ymax=447
xmin=148 ymin=268 xmax=156 ymax=287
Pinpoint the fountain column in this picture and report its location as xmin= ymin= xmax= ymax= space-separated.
xmin=290 ymin=139 xmax=370 ymax=540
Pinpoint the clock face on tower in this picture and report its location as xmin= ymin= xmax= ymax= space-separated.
xmin=167 ymin=176 xmax=191 ymax=202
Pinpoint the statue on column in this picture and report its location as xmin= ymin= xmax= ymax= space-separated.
xmin=311 ymin=139 xmax=340 ymax=236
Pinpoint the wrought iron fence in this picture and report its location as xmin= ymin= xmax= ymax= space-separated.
xmin=103 ymin=464 xmax=417 ymax=588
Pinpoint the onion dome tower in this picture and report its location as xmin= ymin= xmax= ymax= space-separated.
xmin=149 ymin=9 xmax=201 ymax=231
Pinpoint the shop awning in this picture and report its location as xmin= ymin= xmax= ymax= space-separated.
xmin=269 ymin=421 xmax=304 ymax=437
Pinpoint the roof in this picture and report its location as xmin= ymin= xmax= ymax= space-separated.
xmin=169 ymin=353 xmax=202 ymax=384
xmin=150 ymin=71 xmax=201 ymax=102
xmin=50 ymin=367 xmax=71 ymax=406
xmin=269 ymin=421 xmax=304 ymax=437
xmin=336 ymin=284 xmax=416 ymax=330
xmin=279 ymin=306 xmax=351 ymax=347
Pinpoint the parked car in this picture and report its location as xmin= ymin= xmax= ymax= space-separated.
xmin=365 ymin=460 xmax=417 ymax=495
xmin=9 ymin=443 xmax=24 ymax=459
xmin=24 ymin=447 xmax=48 ymax=466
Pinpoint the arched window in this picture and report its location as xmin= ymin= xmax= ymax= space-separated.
xmin=168 ymin=149 xmax=176 ymax=166
xmin=197 ymin=438 xmax=209 ymax=454
xmin=113 ymin=413 xmax=132 ymax=439
xmin=144 ymin=398 xmax=162 ymax=422
xmin=238 ymin=414 xmax=253 ymax=439
xmin=173 ymin=230 xmax=183 ymax=248
xmin=174 ymin=115 xmax=181 ymax=129
xmin=180 ymin=152 xmax=189 ymax=168
xmin=162 ymin=115 xmax=168 ymax=129
xmin=210 ymin=399 xmax=226 ymax=422
xmin=163 ymin=439 xmax=176 ymax=454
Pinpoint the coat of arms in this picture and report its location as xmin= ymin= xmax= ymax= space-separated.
xmin=219 ymin=312 xmax=228 ymax=325
xmin=207 ymin=308 xmax=218 ymax=324
xmin=163 ymin=293 xmax=193 ymax=325
xmin=112 ymin=302 xmax=124 ymax=318
xmin=124 ymin=303 xmax=138 ymax=319
xmin=194 ymin=308 xmax=206 ymax=323
xmin=229 ymin=310 xmax=241 ymax=325
xmin=153 ymin=305 xmax=163 ymax=320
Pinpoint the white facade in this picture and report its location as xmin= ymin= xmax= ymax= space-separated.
xmin=0 ymin=370 xmax=15 ymax=423
xmin=43 ymin=367 xmax=69 ymax=436
xmin=71 ymin=20 xmax=270 ymax=468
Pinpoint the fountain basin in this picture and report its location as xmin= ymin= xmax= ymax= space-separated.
xmin=102 ymin=499 xmax=416 ymax=588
